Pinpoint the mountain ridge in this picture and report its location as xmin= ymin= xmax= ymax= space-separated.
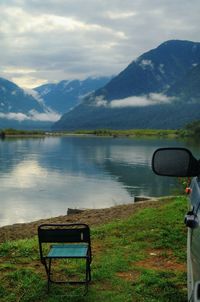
xmin=1 ymin=40 xmax=200 ymax=130
xmin=0 ymin=76 xmax=111 ymax=129
xmin=53 ymin=40 xmax=200 ymax=130
xmin=34 ymin=76 xmax=112 ymax=114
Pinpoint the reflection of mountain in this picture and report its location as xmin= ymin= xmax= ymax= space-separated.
xmin=35 ymin=136 xmax=181 ymax=197
xmin=0 ymin=136 xmax=182 ymax=198
xmin=36 ymin=136 xmax=106 ymax=177
xmin=103 ymin=160 xmax=177 ymax=197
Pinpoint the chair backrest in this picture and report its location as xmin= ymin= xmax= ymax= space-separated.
xmin=38 ymin=223 xmax=90 ymax=244
xmin=38 ymin=223 xmax=91 ymax=261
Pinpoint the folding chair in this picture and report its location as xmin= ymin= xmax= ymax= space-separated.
xmin=38 ymin=223 xmax=92 ymax=294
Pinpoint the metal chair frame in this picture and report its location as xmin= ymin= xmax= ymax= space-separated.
xmin=38 ymin=223 xmax=92 ymax=294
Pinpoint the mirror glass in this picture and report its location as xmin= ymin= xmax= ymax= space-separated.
xmin=152 ymin=148 xmax=191 ymax=177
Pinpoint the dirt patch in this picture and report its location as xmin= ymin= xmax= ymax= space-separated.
xmin=134 ymin=249 xmax=186 ymax=272
xmin=0 ymin=199 xmax=162 ymax=243
xmin=116 ymin=270 xmax=141 ymax=282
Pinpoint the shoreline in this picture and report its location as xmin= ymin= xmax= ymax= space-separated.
xmin=0 ymin=197 xmax=171 ymax=243
xmin=1 ymin=128 xmax=184 ymax=139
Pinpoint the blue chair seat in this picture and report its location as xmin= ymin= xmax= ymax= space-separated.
xmin=47 ymin=244 xmax=88 ymax=258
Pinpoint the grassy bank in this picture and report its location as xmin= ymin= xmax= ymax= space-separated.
xmin=75 ymin=129 xmax=180 ymax=138
xmin=0 ymin=128 xmax=46 ymax=136
xmin=0 ymin=196 xmax=188 ymax=302
xmin=1 ymin=127 xmax=197 ymax=138
xmin=1 ymin=128 xmax=182 ymax=138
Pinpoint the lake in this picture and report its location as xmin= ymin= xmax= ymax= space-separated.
xmin=0 ymin=135 xmax=199 ymax=227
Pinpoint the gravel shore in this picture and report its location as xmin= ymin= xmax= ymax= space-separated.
xmin=0 ymin=198 xmax=163 ymax=242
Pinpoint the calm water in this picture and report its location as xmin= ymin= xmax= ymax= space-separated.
xmin=0 ymin=136 xmax=199 ymax=226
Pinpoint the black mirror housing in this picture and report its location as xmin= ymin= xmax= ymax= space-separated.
xmin=152 ymin=148 xmax=200 ymax=177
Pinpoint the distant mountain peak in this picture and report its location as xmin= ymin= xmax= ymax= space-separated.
xmin=0 ymin=77 xmax=60 ymax=129
xmin=34 ymin=76 xmax=113 ymax=114
xmin=53 ymin=39 xmax=200 ymax=131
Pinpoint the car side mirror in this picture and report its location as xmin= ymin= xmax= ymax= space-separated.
xmin=152 ymin=148 xmax=200 ymax=177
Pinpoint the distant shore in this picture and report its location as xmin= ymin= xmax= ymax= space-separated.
xmin=0 ymin=128 xmax=187 ymax=139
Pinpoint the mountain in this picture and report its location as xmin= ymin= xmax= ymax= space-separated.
xmin=0 ymin=78 xmax=44 ymax=113
xmin=0 ymin=76 xmax=112 ymax=129
xmin=53 ymin=40 xmax=200 ymax=130
xmin=0 ymin=78 xmax=58 ymax=129
xmin=95 ymin=39 xmax=200 ymax=100
xmin=167 ymin=63 xmax=200 ymax=100
xmin=34 ymin=77 xmax=112 ymax=114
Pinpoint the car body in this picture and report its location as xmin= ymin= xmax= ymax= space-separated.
xmin=152 ymin=148 xmax=200 ymax=302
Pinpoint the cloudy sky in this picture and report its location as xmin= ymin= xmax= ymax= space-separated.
xmin=0 ymin=0 xmax=200 ymax=89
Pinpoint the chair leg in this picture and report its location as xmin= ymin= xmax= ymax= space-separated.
xmin=43 ymin=256 xmax=91 ymax=295
xmin=86 ymin=257 xmax=91 ymax=282
xmin=88 ymin=262 xmax=91 ymax=282
xmin=83 ymin=259 xmax=88 ymax=295
xmin=43 ymin=258 xmax=52 ymax=293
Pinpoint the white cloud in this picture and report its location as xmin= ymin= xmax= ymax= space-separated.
xmin=24 ymin=88 xmax=43 ymax=100
xmin=23 ymin=88 xmax=47 ymax=107
xmin=29 ymin=110 xmax=61 ymax=122
xmin=139 ymin=59 xmax=154 ymax=69
xmin=93 ymin=93 xmax=175 ymax=108
xmin=3 ymin=66 xmax=37 ymax=74
xmin=0 ymin=112 xmax=28 ymax=122
xmin=0 ymin=0 xmax=200 ymax=88
xmin=93 ymin=95 xmax=108 ymax=107
xmin=23 ymin=89 xmax=62 ymax=122
xmin=106 ymin=11 xmax=137 ymax=20
xmin=11 ymin=76 xmax=48 ymax=89
xmin=109 ymin=93 xmax=175 ymax=108
xmin=0 ymin=110 xmax=61 ymax=122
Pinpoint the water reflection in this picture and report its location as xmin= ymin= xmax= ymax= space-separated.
xmin=0 ymin=136 xmax=197 ymax=226
xmin=0 ymin=159 xmax=131 ymax=226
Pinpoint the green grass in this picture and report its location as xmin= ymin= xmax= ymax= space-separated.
xmin=0 ymin=196 xmax=188 ymax=301
xmin=0 ymin=127 xmax=190 ymax=138
xmin=74 ymin=128 xmax=180 ymax=138
xmin=0 ymin=128 xmax=45 ymax=136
